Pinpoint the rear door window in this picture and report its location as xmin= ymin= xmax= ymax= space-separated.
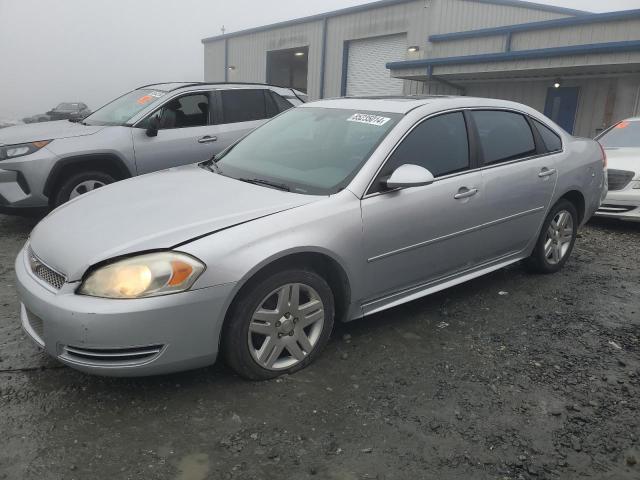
xmin=221 ymin=89 xmax=268 ymax=124
xmin=472 ymin=110 xmax=536 ymax=165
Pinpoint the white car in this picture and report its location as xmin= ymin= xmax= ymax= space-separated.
xmin=595 ymin=118 xmax=640 ymax=222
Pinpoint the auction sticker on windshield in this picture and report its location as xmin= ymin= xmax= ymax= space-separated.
xmin=347 ymin=113 xmax=391 ymax=126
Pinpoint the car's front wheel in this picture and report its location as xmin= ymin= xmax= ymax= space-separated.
xmin=52 ymin=170 xmax=116 ymax=207
xmin=525 ymin=198 xmax=578 ymax=274
xmin=223 ymin=269 xmax=335 ymax=380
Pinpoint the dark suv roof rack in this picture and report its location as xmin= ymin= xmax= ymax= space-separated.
xmin=136 ymin=81 xmax=295 ymax=92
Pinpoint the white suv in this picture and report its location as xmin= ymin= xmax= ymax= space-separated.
xmin=0 ymin=82 xmax=305 ymax=214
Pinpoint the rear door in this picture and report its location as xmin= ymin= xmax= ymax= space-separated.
xmin=211 ymin=88 xmax=291 ymax=152
xmin=132 ymin=91 xmax=219 ymax=174
xmin=471 ymin=110 xmax=560 ymax=258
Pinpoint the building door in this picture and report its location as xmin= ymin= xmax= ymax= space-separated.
xmin=266 ymin=47 xmax=308 ymax=93
xmin=544 ymin=87 xmax=579 ymax=133
xmin=344 ymin=34 xmax=407 ymax=96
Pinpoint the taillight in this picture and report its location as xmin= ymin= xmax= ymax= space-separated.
xmin=598 ymin=142 xmax=607 ymax=169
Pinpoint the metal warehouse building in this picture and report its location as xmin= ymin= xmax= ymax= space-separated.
xmin=202 ymin=0 xmax=640 ymax=137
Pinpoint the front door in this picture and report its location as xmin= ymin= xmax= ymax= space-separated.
xmin=361 ymin=111 xmax=488 ymax=306
xmin=133 ymin=92 xmax=221 ymax=174
xmin=544 ymin=87 xmax=579 ymax=133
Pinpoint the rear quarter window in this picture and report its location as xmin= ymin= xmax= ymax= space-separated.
xmin=533 ymin=119 xmax=562 ymax=152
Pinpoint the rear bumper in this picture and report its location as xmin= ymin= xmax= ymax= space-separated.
xmin=15 ymin=244 xmax=236 ymax=376
xmin=594 ymin=185 xmax=640 ymax=222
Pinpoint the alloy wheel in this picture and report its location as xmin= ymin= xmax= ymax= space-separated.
xmin=544 ymin=210 xmax=574 ymax=265
xmin=248 ymin=282 xmax=325 ymax=371
xmin=69 ymin=180 xmax=106 ymax=199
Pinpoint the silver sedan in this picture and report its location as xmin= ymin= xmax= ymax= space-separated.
xmin=16 ymin=96 xmax=607 ymax=379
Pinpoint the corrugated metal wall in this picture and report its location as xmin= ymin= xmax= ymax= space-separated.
xmin=203 ymin=0 xmax=570 ymax=99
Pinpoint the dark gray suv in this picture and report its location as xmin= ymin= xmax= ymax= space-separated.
xmin=0 ymin=82 xmax=305 ymax=214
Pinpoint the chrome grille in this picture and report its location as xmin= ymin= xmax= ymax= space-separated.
xmin=60 ymin=344 xmax=164 ymax=366
xmin=607 ymin=169 xmax=635 ymax=191
xmin=28 ymin=247 xmax=65 ymax=289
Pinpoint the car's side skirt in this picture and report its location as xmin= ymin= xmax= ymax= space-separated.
xmin=360 ymin=251 xmax=524 ymax=317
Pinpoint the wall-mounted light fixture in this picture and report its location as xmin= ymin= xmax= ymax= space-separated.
xmin=408 ymin=46 xmax=420 ymax=53
xmin=294 ymin=51 xmax=305 ymax=57
xmin=228 ymin=66 xmax=236 ymax=71
xmin=553 ymin=79 xmax=561 ymax=89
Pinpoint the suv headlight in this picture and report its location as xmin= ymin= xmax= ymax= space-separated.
xmin=0 ymin=140 xmax=51 ymax=160
xmin=78 ymin=252 xmax=205 ymax=299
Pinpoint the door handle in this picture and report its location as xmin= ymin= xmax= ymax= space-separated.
xmin=454 ymin=187 xmax=479 ymax=200
xmin=538 ymin=168 xmax=557 ymax=178
xmin=198 ymin=136 xmax=218 ymax=144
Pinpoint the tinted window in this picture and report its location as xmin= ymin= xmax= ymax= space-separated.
xmin=221 ymin=89 xmax=267 ymax=124
xmin=378 ymin=112 xmax=469 ymax=185
xmin=156 ymin=93 xmax=209 ymax=129
xmin=598 ymin=120 xmax=640 ymax=148
xmin=533 ymin=119 xmax=562 ymax=152
xmin=265 ymin=92 xmax=279 ymax=118
xmin=472 ymin=111 xmax=536 ymax=165
xmin=271 ymin=92 xmax=294 ymax=112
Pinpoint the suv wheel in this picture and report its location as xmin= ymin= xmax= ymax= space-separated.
xmin=223 ymin=269 xmax=335 ymax=380
xmin=52 ymin=171 xmax=115 ymax=207
xmin=525 ymin=199 xmax=578 ymax=274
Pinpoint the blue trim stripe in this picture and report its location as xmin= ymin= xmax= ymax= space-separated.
xmin=429 ymin=9 xmax=640 ymax=43
xmin=201 ymin=0 xmax=586 ymax=44
xmin=387 ymin=40 xmax=640 ymax=70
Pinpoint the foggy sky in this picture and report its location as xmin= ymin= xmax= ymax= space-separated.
xmin=0 ymin=0 xmax=638 ymax=120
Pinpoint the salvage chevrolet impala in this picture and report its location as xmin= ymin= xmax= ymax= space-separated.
xmin=16 ymin=97 xmax=607 ymax=379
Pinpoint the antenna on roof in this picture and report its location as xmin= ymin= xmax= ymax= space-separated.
xmin=221 ymin=25 xmax=226 ymax=35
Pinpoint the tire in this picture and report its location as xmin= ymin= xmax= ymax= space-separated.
xmin=52 ymin=171 xmax=116 ymax=207
xmin=223 ymin=268 xmax=335 ymax=380
xmin=525 ymin=199 xmax=578 ymax=274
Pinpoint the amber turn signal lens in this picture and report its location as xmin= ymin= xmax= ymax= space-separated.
xmin=31 ymin=140 xmax=51 ymax=149
xmin=169 ymin=260 xmax=194 ymax=286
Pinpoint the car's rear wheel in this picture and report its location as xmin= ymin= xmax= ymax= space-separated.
xmin=223 ymin=269 xmax=334 ymax=380
xmin=52 ymin=171 xmax=115 ymax=207
xmin=525 ymin=199 xmax=578 ymax=274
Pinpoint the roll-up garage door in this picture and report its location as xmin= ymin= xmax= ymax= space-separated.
xmin=346 ymin=34 xmax=407 ymax=96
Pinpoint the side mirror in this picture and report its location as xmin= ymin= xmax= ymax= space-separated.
xmin=385 ymin=164 xmax=435 ymax=189
xmin=146 ymin=115 xmax=160 ymax=137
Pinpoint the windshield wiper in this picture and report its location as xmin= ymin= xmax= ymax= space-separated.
xmin=239 ymin=178 xmax=291 ymax=192
xmin=200 ymin=158 xmax=221 ymax=173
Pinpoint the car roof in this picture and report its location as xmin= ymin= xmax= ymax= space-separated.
xmin=300 ymin=96 xmax=539 ymax=115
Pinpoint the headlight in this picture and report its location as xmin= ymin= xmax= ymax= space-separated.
xmin=0 ymin=140 xmax=51 ymax=160
xmin=78 ymin=252 xmax=205 ymax=299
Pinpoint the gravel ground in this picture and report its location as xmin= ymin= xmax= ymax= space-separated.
xmin=0 ymin=213 xmax=638 ymax=480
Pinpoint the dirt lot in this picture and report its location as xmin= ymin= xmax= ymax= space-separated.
xmin=0 ymin=213 xmax=638 ymax=480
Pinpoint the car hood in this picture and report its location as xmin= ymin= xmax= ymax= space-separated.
xmin=0 ymin=120 xmax=105 ymax=145
xmin=29 ymin=165 xmax=319 ymax=281
xmin=605 ymin=148 xmax=640 ymax=177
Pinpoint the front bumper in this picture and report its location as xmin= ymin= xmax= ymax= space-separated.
xmin=0 ymin=147 xmax=58 ymax=212
xmin=595 ymin=182 xmax=640 ymax=222
xmin=15 ymin=245 xmax=236 ymax=376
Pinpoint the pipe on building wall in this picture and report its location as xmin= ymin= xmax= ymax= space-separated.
xmin=319 ymin=17 xmax=328 ymax=99
xmin=224 ymin=39 xmax=229 ymax=82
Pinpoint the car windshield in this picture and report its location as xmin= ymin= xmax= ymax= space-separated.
xmin=598 ymin=120 xmax=640 ymax=149
xmin=83 ymin=89 xmax=166 ymax=126
xmin=215 ymin=107 xmax=402 ymax=195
